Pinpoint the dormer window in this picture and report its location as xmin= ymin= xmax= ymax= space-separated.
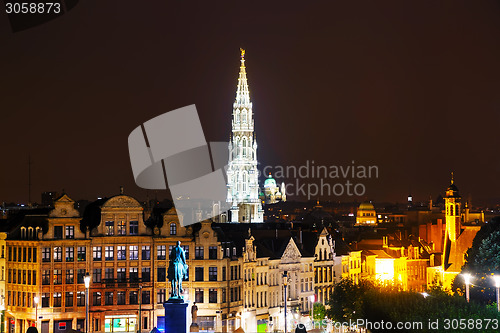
xmin=129 ymin=221 xmax=139 ymax=235
xmin=21 ymin=227 xmax=26 ymax=239
xmin=117 ymin=221 xmax=126 ymax=235
xmin=105 ymin=221 xmax=114 ymax=236
xmin=65 ymin=226 xmax=74 ymax=239
xmin=54 ymin=226 xmax=63 ymax=239
xmin=170 ymin=223 xmax=177 ymax=235
xmin=28 ymin=227 xmax=33 ymax=239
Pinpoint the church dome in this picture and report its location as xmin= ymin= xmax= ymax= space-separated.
xmin=264 ymin=175 xmax=277 ymax=188
xmin=446 ymin=173 xmax=460 ymax=198
xmin=358 ymin=202 xmax=375 ymax=211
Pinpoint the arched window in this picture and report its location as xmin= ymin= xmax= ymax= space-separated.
xmin=235 ymin=109 xmax=240 ymax=123
xmin=170 ymin=223 xmax=177 ymax=235
xmin=28 ymin=227 xmax=33 ymax=239
xmin=21 ymin=227 xmax=26 ymax=239
xmin=241 ymin=109 xmax=247 ymax=123
xmin=242 ymin=137 xmax=247 ymax=158
xmin=237 ymin=172 xmax=242 ymax=194
xmin=242 ymin=172 xmax=248 ymax=193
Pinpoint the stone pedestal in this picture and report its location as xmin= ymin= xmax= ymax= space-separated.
xmin=163 ymin=300 xmax=188 ymax=333
xmin=189 ymin=323 xmax=199 ymax=332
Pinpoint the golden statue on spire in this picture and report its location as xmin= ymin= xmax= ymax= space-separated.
xmin=240 ymin=48 xmax=245 ymax=57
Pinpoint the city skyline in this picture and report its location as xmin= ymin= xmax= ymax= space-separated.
xmin=1 ymin=1 xmax=500 ymax=205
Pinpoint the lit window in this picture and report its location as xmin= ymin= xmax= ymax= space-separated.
xmin=77 ymin=247 xmax=86 ymax=261
xmin=117 ymin=221 xmax=126 ymax=235
xmin=53 ymin=247 xmax=62 ymax=262
xmin=129 ymin=246 xmax=138 ymax=260
xmin=117 ymin=246 xmax=126 ymax=260
xmin=105 ymin=246 xmax=114 ymax=261
xmin=157 ymin=246 xmax=166 ymax=260
xmin=65 ymin=247 xmax=74 ymax=262
xmin=65 ymin=226 xmax=74 ymax=239
xmin=105 ymin=221 xmax=114 ymax=236
xmin=93 ymin=247 xmax=102 ymax=261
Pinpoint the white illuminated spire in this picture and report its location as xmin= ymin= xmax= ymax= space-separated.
xmin=226 ymin=49 xmax=263 ymax=223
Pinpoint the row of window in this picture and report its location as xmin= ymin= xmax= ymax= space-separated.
xmin=7 ymin=246 xmax=38 ymax=263
xmin=315 ymin=267 xmax=334 ymax=284
xmin=104 ymin=220 xmax=139 ymax=236
xmin=245 ymin=271 xmax=268 ymax=285
xmin=6 ymin=291 xmax=37 ymax=308
xmin=90 ymin=290 xmax=151 ymax=306
xmin=194 ymin=267 xmax=222 ymax=282
xmin=245 ymin=290 xmax=268 ymax=308
xmin=42 ymin=247 xmax=85 ymax=262
xmin=21 ymin=244 xmax=237 ymax=263
xmin=53 ymin=226 xmax=75 ymax=239
xmin=5 ymin=287 xmax=236 ymax=309
xmin=7 ymin=269 xmax=37 ymax=285
xmin=41 ymin=268 xmax=153 ymax=285
xmin=37 ymin=265 xmax=244 ymax=285
xmin=19 ymin=227 xmax=40 ymax=240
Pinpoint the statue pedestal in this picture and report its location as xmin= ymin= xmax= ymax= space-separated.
xmin=163 ymin=299 xmax=188 ymax=333
xmin=189 ymin=323 xmax=199 ymax=332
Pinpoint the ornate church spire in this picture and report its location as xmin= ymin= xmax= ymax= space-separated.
xmin=235 ymin=48 xmax=251 ymax=106
xmin=226 ymin=49 xmax=263 ymax=223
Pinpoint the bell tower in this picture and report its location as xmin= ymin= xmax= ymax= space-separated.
xmin=226 ymin=49 xmax=264 ymax=223
xmin=445 ymin=173 xmax=461 ymax=242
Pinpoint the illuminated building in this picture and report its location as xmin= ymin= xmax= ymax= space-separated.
xmin=2 ymin=192 xmax=341 ymax=333
xmin=427 ymin=176 xmax=481 ymax=290
xmin=226 ymin=49 xmax=264 ymax=223
xmin=263 ymin=174 xmax=286 ymax=205
xmin=313 ymin=229 xmax=335 ymax=304
xmin=355 ymin=202 xmax=377 ymax=225
xmin=356 ymin=234 xmax=431 ymax=291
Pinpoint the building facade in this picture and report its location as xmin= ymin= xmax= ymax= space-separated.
xmin=3 ymin=193 xmax=340 ymax=333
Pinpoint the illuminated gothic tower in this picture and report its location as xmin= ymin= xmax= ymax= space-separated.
xmin=226 ymin=49 xmax=264 ymax=223
xmin=445 ymin=173 xmax=462 ymax=242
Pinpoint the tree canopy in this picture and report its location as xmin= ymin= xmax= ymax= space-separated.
xmin=455 ymin=216 xmax=500 ymax=304
xmin=327 ymin=278 xmax=500 ymax=332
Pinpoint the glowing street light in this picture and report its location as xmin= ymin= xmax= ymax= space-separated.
xmin=462 ymin=273 xmax=472 ymax=303
xmin=492 ymin=275 xmax=500 ymax=312
xmin=33 ymin=296 xmax=39 ymax=328
xmin=84 ymin=273 xmax=91 ymax=333
xmin=421 ymin=292 xmax=429 ymax=298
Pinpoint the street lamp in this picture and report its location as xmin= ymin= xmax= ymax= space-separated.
xmin=33 ymin=296 xmax=39 ymax=328
xmin=283 ymin=271 xmax=289 ymax=333
xmin=462 ymin=273 xmax=471 ymax=303
xmin=492 ymin=275 xmax=500 ymax=312
xmin=84 ymin=273 xmax=91 ymax=333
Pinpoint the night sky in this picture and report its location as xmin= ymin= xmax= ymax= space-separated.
xmin=1 ymin=1 xmax=499 ymax=206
